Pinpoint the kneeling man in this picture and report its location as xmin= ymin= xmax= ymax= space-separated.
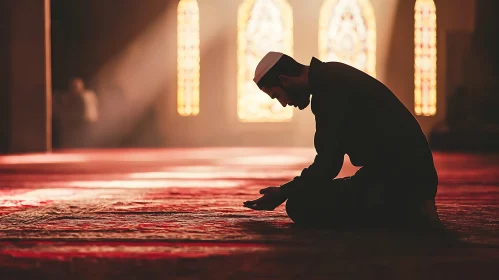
xmin=244 ymin=52 xmax=440 ymax=229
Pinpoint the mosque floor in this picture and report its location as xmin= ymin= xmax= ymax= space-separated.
xmin=0 ymin=148 xmax=498 ymax=279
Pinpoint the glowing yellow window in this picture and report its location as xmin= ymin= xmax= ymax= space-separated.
xmin=319 ymin=0 xmax=376 ymax=77
xmin=414 ymin=0 xmax=437 ymax=116
xmin=177 ymin=0 xmax=200 ymax=116
xmin=237 ymin=0 xmax=294 ymax=122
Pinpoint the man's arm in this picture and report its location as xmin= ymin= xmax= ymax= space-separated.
xmin=243 ymin=111 xmax=345 ymax=211
xmin=280 ymin=61 xmax=349 ymax=198
xmin=280 ymin=107 xmax=345 ymax=198
xmin=243 ymin=117 xmax=343 ymax=211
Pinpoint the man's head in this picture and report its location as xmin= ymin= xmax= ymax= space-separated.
xmin=69 ymin=77 xmax=85 ymax=93
xmin=253 ymin=52 xmax=310 ymax=110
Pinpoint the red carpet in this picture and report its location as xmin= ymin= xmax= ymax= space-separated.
xmin=0 ymin=148 xmax=498 ymax=279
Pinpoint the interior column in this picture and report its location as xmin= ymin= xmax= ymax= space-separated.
xmin=9 ymin=0 xmax=52 ymax=153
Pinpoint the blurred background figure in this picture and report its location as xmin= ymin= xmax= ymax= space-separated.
xmin=60 ymin=77 xmax=99 ymax=148
xmin=70 ymin=77 xmax=99 ymax=124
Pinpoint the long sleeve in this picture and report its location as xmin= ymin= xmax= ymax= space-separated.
xmin=280 ymin=103 xmax=345 ymax=197
xmin=279 ymin=59 xmax=350 ymax=197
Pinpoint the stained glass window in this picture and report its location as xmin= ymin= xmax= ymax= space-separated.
xmin=319 ymin=0 xmax=376 ymax=77
xmin=237 ymin=0 xmax=293 ymax=122
xmin=414 ymin=0 xmax=437 ymax=116
xmin=177 ymin=0 xmax=200 ymax=116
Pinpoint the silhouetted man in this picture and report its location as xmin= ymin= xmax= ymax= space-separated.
xmin=60 ymin=77 xmax=99 ymax=148
xmin=244 ymin=52 xmax=440 ymax=229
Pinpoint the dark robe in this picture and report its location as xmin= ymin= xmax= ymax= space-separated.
xmin=281 ymin=57 xmax=438 ymax=205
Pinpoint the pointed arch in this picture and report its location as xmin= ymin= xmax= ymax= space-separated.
xmin=237 ymin=0 xmax=294 ymax=122
xmin=177 ymin=0 xmax=200 ymax=116
xmin=319 ymin=0 xmax=376 ymax=77
xmin=414 ymin=0 xmax=437 ymax=116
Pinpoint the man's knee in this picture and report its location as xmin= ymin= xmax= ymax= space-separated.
xmin=285 ymin=198 xmax=301 ymax=224
xmin=285 ymin=197 xmax=315 ymax=225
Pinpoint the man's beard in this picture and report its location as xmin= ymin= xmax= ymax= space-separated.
xmin=283 ymin=86 xmax=310 ymax=110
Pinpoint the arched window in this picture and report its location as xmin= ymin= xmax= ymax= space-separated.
xmin=414 ymin=0 xmax=437 ymax=116
xmin=319 ymin=0 xmax=376 ymax=77
xmin=237 ymin=0 xmax=293 ymax=122
xmin=177 ymin=0 xmax=200 ymax=116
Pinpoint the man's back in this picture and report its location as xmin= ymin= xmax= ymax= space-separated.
xmin=311 ymin=61 xmax=437 ymax=199
xmin=245 ymin=53 xmax=441 ymax=226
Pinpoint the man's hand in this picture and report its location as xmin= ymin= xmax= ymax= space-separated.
xmin=243 ymin=187 xmax=287 ymax=211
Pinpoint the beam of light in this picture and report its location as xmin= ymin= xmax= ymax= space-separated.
xmin=319 ymin=0 xmax=376 ymax=77
xmin=65 ymin=180 xmax=246 ymax=189
xmin=0 ymin=189 xmax=102 ymax=207
xmin=237 ymin=0 xmax=294 ymax=122
xmin=128 ymin=170 xmax=299 ymax=180
xmin=0 ymin=241 xmax=270 ymax=260
xmin=0 ymin=179 xmax=248 ymax=208
xmin=0 ymin=180 xmax=247 ymax=190
xmin=0 ymin=147 xmax=317 ymax=165
xmin=177 ymin=0 xmax=200 ymax=116
xmin=414 ymin=0 xmax=437 ymax=116
xmin=83 ymin=6 xmax=177 ymax=147
xmin=0 ymin=154 xmax=88 ymax=165
xmin=216 ymin=155 xmax=313 ymax=166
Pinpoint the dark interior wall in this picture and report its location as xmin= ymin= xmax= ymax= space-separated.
xmin=2 ymin=0 xmax=52 ymax=154
xmin=51 ymin=0 xmax=173 ymax=90
xmin=473 ymin=0 xmax=499 ymax=76
xmin=475 ymin=0 xmax=499 ymax=44
xmin=384 ymin=0 xmax=476 ymax=135
xmin=51 ymin=0 xmax=175 ymax=147
xmin=9 ymin=0 xmax=52 ymax=153
xmin=462 ymin=0 xmax=499 ymax=125
xmin=0 ymin=0 xmax=12 ymax=153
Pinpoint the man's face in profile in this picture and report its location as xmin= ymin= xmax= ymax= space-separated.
xmin=69 ymin=79 xmax=85 ymax=93
xmin=262 ymin=78 xmax=310 ymax=110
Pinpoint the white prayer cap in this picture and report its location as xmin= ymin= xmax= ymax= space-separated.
xmin=253 ymin=51 xmax=284 ymax=84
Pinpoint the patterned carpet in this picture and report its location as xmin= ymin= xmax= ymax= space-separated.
xmin=0 ymin=148 xmax=498 ymax=279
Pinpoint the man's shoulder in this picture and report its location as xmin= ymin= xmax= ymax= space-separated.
xmin=313 ymin=61 xmax=362 ymax=88
xmin=83 ymin=90 xmax=97 ymax=96
xmin=321 ymin=61 xmax=354 ymax=70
